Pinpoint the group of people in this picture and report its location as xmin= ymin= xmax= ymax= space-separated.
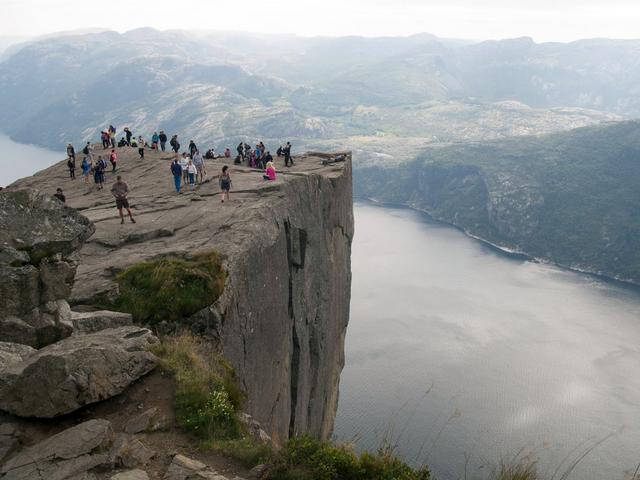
xmin=234 ymin=141 xmax=293 ymax=169
xmin=59 ymin=126 xmax=295 ymax=225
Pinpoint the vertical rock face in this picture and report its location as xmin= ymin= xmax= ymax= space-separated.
xmin=9 ymin=150 xmax=354 ymax=443
xmin=218 ymin=160 xmax=354 ymax=444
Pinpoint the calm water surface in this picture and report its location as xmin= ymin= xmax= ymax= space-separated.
xmin=335 ymin=202 xmax=640 ymax=480
xmin=0 ymin=133 xmax=63 ymax=186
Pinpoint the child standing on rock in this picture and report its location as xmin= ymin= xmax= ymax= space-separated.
xmin=219 ymin=165 xmax=231 ymax=202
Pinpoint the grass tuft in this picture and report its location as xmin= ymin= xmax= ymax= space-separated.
xmin=111 ymin=251 xmax=226 ymax=324
xmin=266 ymin=436 xmax=431 ymax=480
xmin=154 ymin=333 xmax=243 ymax=441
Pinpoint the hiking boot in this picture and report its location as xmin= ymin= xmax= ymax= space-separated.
xmin=120 ymin=219 xmax=124 ymax=224
xmin=130 ymin=217 xmax=136 ymax=223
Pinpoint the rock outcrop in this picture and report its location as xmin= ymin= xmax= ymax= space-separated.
xmin=11 ymin=149 xmax=354 ymax=445
xmin=0 ymin=419 xmax=114 ymax=480
xmin=0 ymin=326 xmax=158 ymax=418
xmin=0 ymin=189 xmax=95 ymax=348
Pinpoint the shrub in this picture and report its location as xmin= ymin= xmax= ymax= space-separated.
xmin=112 ymin=251 xmax=226 ymax=324
xmin=266 ymin=436 xmax=430 ymax=480
xmin=154 ymin=333 xmax=243 ymax=441
xmin=209 ymin=437 xmax=273 ymax=468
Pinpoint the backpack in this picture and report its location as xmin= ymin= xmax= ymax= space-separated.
xmin=83 ymin=146 xmax=90 ymax=155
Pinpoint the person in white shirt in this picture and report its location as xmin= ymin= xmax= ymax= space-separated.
xmin=186 ymin=160 xmax=197 ymax=187
xmin=179 ymin=153 xmax=189 ymax=182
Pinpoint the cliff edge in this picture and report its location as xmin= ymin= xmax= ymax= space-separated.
xmin=11 ymin=147 xmax=354 ymax=445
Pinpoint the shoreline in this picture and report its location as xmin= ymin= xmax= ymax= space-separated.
xmin=359 ymin=195 xmax=640 ymax=292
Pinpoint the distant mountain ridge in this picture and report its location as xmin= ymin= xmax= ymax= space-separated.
xmin=0 ymin=28 xmax=630 ymax=153
xmin=355 ymin=120 xmax=640 ymax=284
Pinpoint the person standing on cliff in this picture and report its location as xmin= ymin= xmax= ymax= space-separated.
xmin=138 ymin=136 xmax=145 ymax=160
xmin=219 ymin=165 xmax=231 ymax=202
xmin=124 ymin=127 xmax=132 ymax=146
xmin=283 ymin=142 xmax=293 ymax=167
xmin=66 ymin=143 xmax=75 ymax=161
xmin=171 ymin=157 xmax=183 ymax=193
xmin=67 ymin=155 xmax=76 ymax=179
xmin=111 ymin=175 xmax=135 ymax=224
xmin=192 ymin=150 xmax=205 ymax=184
xmin=159 ymin=131 xmax=167 ymax=151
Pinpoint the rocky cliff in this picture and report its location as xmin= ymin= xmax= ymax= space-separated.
xmin=354 ymin=121 xmax=640 ymax=285
xmin=10 ymin=148 xmax=354 ymax=445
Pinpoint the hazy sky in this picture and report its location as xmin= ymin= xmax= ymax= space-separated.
xmin=4 ymin=0 xmax=640 ymax=42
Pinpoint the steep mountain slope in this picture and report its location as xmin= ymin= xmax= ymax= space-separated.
xmin=354 ymin=121 xmax=640 ymax=283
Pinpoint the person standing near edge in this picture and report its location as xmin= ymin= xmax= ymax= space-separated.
xmin=111 ymin=175 xmax=136 ymax=224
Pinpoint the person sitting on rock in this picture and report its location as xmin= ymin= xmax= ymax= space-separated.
xmin=224 ymin=148 xmax=231 ymax=158
xmin=53 ymin=188 xmax=66 ymax=203
xmin=263 ymin=161 xmax=277 ymax=181
xmin=111 ymin=175 xmax=135 ymax=224
xmin=219 ymin=165 xmax=232 ymax=202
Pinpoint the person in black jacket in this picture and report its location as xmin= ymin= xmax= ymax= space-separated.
xmin=159 ymin=131 xmax=167 ymax=151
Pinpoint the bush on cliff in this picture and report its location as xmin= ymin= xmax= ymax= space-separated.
xmin=113 ymin=251 xmax=226 ymax=324
xmin=266 ymin=436 xmax=431 ymax=480
xmin=154 ymin=333 xmax=244 ymax=440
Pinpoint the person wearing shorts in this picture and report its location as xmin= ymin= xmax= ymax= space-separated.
xmin=219 ymin=165 xmax=232 ymax=202
xmin=111 ymin=175 xmax=136 ymax=224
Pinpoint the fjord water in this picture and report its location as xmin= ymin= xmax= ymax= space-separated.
xmin=335 ymin=202 xmax=640 ymax=480
xmin=0 ymin=133 xmax=63 ymax=186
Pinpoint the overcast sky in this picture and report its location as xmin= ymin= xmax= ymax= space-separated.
xmin=4 ymin=0 xmax=640 ymax=42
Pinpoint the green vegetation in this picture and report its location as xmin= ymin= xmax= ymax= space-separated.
xmin=355 ymin=120 xmax=640 ymax=284
xmin=112 ymin=251 xmax=226 ymax=324
xmin=266 ymin=436 xmax=430 ymax=480
xmin=154 ymin=333 xmax=243 ymax=440
xmin=490 ymin=460 xmax=539 ymax=480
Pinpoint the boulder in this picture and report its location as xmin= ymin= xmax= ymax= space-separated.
xmin=0 ymin=342 xmax=35 ymax=373
xmin=0 ymin=189 xmax=95 ymax=262
xmin=163 ymin=454 xmax=231 ymax=480
xmin=0 ymin=189 xmax=95 ymax=348
xmin=71 ymin=310 xmax=133 ymax=335
xmin=0 ymin=419 xmax=114 ymax=480
xmin=110 ymin=434 xmax=155 ymax=469
xmin=0 ymin=326 xmax=159 ymax=418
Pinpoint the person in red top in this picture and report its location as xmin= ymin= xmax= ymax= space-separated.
xmin=109 ymin=149 xmax=117 ymax=172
